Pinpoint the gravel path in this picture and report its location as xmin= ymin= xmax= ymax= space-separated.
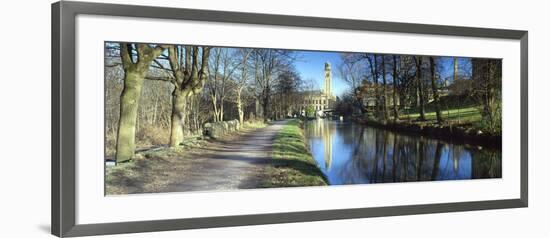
xmin=161 ymin=120 xmax=287 ymax=192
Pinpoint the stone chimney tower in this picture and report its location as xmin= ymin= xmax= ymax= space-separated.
xmin=324 ymin=62 xmax=332 ymax=96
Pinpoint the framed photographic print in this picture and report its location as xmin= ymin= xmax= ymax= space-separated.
xmin=52 ymin=1 xmax=528 ymax=237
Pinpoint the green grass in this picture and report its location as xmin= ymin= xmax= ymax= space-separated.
xmin=371 ymin=95 xmax=500 ymax=136
xmin=260 ymin=119 xmax=328 ymax=188
xmin=399 ymin=106 xmax=482 ymax=124
xmin=395 ymin=95 xmax=483 ymax=125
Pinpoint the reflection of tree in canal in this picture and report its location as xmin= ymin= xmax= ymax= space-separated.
xmin=305 ymin=120 xmax=502 ymax=185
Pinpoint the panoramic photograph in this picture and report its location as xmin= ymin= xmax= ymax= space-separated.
xmin=104 ymin=42 xmax=502 ymax=195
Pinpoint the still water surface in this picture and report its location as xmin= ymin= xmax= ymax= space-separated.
xmin=305 ymin=119 xmax=502 ymax=185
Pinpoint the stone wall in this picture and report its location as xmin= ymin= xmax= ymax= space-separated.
xmin=203 ymin=119 xmax=241 ymax=139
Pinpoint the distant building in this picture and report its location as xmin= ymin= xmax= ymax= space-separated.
xmin=299 ymin=62 xmax=336 ymax=116
xmin=356 ymin=82 xmax=399 ymax=108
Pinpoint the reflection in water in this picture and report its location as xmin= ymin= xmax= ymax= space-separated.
xmin=305 ymin=120 xmax=502 ymax=185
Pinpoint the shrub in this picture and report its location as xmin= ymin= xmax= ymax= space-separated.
xmin=136 ymin=125 xmax=170 ymax=146
xmin=305 ymin=105 xmax=315 ymax=118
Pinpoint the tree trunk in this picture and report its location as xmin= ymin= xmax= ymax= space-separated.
xmin=169 ymin=90 xmax=187 ymax=147
xmin=220 ymin=98 xmax=224 ymax=122
xmin=262 ymin=94 xmax=269 ymax=122
xmin=373 ymin=55 xmax=380 ymax=120
xmin=237 ymin=88 xmax=244 ymax=125
xmin=392 ymin=55 xmax=399 ymax=121
xmin=115 ymin=44 xmax=164 ymax=163
xmin=262 ymin=78 xmax=270 ymax=121
xmin=429 ymin=57 xmax=443 ymax=124
xmin=255 ymin=98 xmax=261 ymax=119
xmin=416 ymin=57 xmax=426 ymax=121
xmin=151 ymin=96 xmax=158 ymax=125
xmin=115 ymin=71 xmax=145 ymax=163
xmin=211 ymin=95 xmax=219 ymax=122
xmin=381 ymin=56 xmax=389 ymax=121
xmin=183 ymin=100 xmax=189 ymax=136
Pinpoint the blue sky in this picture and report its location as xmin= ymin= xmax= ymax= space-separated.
xmin=294 ymin=51 xmax=347 ymax=97
xmin=438 ymin=57 xmax=472 ymax=80
xmin=292 ymin=51 xmax=472 ymax=98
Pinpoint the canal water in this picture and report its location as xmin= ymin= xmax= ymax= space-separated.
xmin=304 ymin=119 xmax=502 ymax=185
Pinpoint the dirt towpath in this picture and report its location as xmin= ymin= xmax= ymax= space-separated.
xmin=107 ymin=121 xmax=289 ymax=194
xmin=139 ymin=120 xmax=288 ymax=193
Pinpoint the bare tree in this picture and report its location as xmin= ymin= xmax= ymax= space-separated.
xmin=164 ymin=45 xmax=211 ymax=147
xmin=234 ymin=49 xmax=253 ymax=124
xmin=391 ymin=55 xmax=400 ymax=121
xmin=381 ymin=55 xmax=389 ymax=121
xmin=429 ymin=56 xmax=443 ymax=124
xmin=415 ymin=56 xmax=426 ymax=121
xmin=366 ymin=54 xmax=381 ymax=119
xmin=396 ymin=55 xmax=417 ymax=113
xmin=472 ymin=58 xmax=502 ymax=132
xmin=274 ymin=66 xmax=302 ymax=119
xmin=338 ymin=53 xmax=366 ymax=114
xmin=251 ymin=49 xmax=292 ymax=121
xmin=207 ymin=48 xmax=240 ymax=122
xmin=115 ymin=43 xmax=165 ymax=163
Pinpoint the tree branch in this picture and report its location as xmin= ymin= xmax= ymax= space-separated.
xmin=120 ymin=43 xmax=133 ymax=70
xmin=105 ymin=62 xmax=122 ymax=68
xmin=145 ymin=75 xmax=173 ymax=82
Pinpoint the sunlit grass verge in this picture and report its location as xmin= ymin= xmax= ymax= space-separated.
xmin=260 ymin=119 xmax=328 ymax=188
xmin=243 ymin=120 xmax=267 ymax=129
xmin=400 ymin=106 xmax=482 ymax=125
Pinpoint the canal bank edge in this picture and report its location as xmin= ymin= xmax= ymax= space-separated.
xmin=355 ymin=117 xmax=502 ymax=149
xmin=260 ymin=119 xmax=329 ymax=188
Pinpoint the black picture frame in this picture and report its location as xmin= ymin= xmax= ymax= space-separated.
xmin=51 ymin=1 xmax=528 ymax=237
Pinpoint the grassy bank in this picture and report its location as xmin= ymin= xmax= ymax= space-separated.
xmin=351 ymin=94 xmax=502 ymax=148
xmin=260 ymin=119 xmax=328 ymax=188
xmin=357 ymin=102 xmax=501 ymax=148
xmin=400 ymin=106 xmax=482 ymax=125
xmin=395 ymin=95 xmax=499 ymax=135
